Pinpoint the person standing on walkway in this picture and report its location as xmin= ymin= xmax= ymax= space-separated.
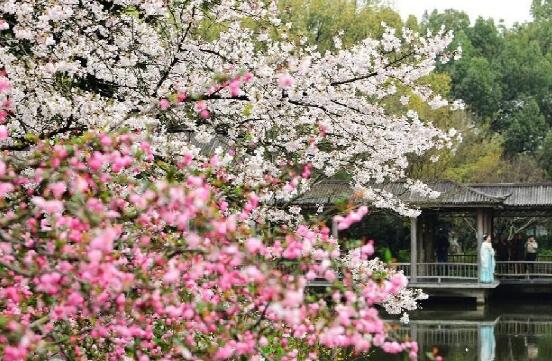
xmin=525 ymin=236 xmax=538 ymax=273
xmin=435 ymin=228 xmax=450 ymax=263
xmin=496 ymin=236 xmax=510 ymax=261
xmin=525 ymin=236 xmax=538 ymax=261
xmin=480 ymin=234 xmax=496 ymax=283
xmin=510 ymin=233 xmax=525 ymax=273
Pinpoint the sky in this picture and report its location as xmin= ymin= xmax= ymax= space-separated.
xmin=391 ymin=0 xmax=533 ymax=27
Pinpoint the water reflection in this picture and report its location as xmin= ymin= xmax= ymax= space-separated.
xmin=480 ymin=325 xmax=495 ymax=361
xmin=366 ymin=302 xmax=552 ymax=361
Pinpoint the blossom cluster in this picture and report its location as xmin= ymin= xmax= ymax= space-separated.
xmin=0 ymin=68 xmax=10 ymax=138
xmin=0 ymin=0 xmax=460 ymax=216
xmin=343 ymin=252 xmax=428 ymax=322
xmin=0 ymin=131 xmax=418 ymax=360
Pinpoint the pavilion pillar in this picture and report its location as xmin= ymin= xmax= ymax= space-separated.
xmin=331 ymin=218 xmax=338 ymax=240
xmin=410 ymin=217 xmax=418 ymax=282
xmin=485 ymin=209 xmax=494 ymax=239
xmin=420 ymin=213 xmax=437 ymax=262
xmin=476 ymin=209 xmax=484 ymax=282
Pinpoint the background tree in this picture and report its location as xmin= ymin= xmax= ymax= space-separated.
xmin=539 ymin=130 xmax=552 ymax=177
xmin=501 ymin=97 xmax=549 ymax=155
xmin=452 ymin=57 xmax=502 ymax=120
xmin=416 ymin=6 xmax=552 ymax=181
xmin=278 ymin=0 xmax=401 ymax=51
xmin=532 ymin=0 xmax=552 ymax=20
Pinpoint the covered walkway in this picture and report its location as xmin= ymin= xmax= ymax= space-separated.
xmin=298 ymin=181 xmax=552 ymax=302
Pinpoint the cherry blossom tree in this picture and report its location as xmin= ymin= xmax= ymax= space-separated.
xmin=0 ymin=0 xmax=460 ymax=217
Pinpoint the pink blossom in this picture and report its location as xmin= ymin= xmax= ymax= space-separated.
xmin=88 ymin=151 xmax=105 ymax=171
xmin=99 ymin=134 xmax=112 ymax=147
xmin=389 ymin=273 xmax=408 ymax=294
xmin=67 ymin=291 xmax=84 ymax=306
xmin=177 ymin=91 xmax=187 ymax=103
xmin=48 ymin=182 xmax=67 ymax=198
xmin=0 ymin=109 xmax=8 ymax=123
xmin=283 ymin=289 xmax=304 ymax=307
xmin=116 ymin=293 xmax=126 ymax=308
xmin=0 ymin=182 xmax=14 ymax=198
xmin=163 ymin=265 xmax=180 ymax=284
xmin=0 ymin=125 xmax=8 ymax=140
xmin=382 ymin=341 xmax=404 ymax=353
xmin=3 ymin=345 xmax=28 ymax=361
xmin=194 ymin=100 xmax=207 ymax=112
xmin=72 ymin=175 xmax=89 ymax=193
xmin=361 ymin=241 xmax=374 ymax=258
xmin=0 ymin=129 xmax=421 ymax=360
xmin=278 ymin=74 xmax=295 ymax=89
xmin=245 ymin=237 xmax=262 ymax=253
xmin=0 ymin=78 xmax=10 ymax=92
xmin=0 ymin=19 xmax=9 ymax=31
xmin=335 ymin=206 xmax=369 ymax=230
xmin=324 ymin=269 xmax=337 ymax=282
xmin=228 ymin=79 xmax=241 ymax=96
xmin=31 ymin=197 xmax=63 ymax=214
xmin=179 ymin=152 xmax=193 ymax=167
xmin=199 ymin=109 xmax=210 ymax=119
xmin=214 ymin=344 xmax=235 ymax=360
xmin=159 ymin=98 xmax=170 ymax=110
xmin=36 ymin=272 xmax=62 ymax=294
xmin=89 ymin=227 xmax=120 ymax=252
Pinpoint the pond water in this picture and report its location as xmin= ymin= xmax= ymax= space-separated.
xmin=365 ymin=299 xmax=552 ymax=361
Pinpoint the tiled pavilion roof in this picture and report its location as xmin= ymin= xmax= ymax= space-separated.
xmin=295 ymin=181 xmax=552 ymax=209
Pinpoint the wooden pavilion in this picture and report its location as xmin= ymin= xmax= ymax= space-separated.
xmin=297 ymin=181 xmax=552 ymax=303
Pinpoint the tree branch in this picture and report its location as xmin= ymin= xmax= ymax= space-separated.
xmin=330 ymin=51 xmax=414 ymax=86
xmin=0 ymin=259 xmax=33 ymax=277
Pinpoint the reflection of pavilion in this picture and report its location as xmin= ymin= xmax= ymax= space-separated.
xmin=299 ymin=181 xmax=552 ymax=304
xmin=389 ymin=317 xmax=499 ymax=361
xmin=387 ymin=313 xmax=552 ymax=361
xmin=496 ymin=314 xmax=552 ymax=337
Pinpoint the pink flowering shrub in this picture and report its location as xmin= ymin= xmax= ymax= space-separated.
xmin=0 ymin=131 xmax=417 ymax=360
xmin=0 ymin=2 xmax=446 ymax=358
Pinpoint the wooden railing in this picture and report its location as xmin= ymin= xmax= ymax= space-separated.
xmin=395 ymin=261 xmax=552 ymax=283
xmin=411 ymin=326 xmax=479 ymax=346
xmin=388 ymin=322 xmax=480 ymax=346
xmin=446 ymin=254 xmax=552 ymax=263
xmin=394 ymin=263 xmax=478 ymax=282
xmin=496 ymin=319 xmax=552 ymax=336
xmin=495 ymin=261 xmax=552 ymax=279
xmin=395 ymin=263 xmax=411 ymax=276
xmin=391 ymin=319 xmax=552 ymax=346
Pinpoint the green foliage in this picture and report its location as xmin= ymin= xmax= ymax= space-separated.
xmin=278 ymin=0 xmax=401 ymax=52
xmin=452 ymin=57 xmax=502 ymax=119
xmin=539 ymin=130 xmax=552 ymax=176
xmin=468 ymin=17 xmax=504 ymax=59
xmin=532 ymin=0 xmax=552 ymax=20
xmin=442 ymin=131 xmax=505 ymax=182
xmin=502 ymin=97 xmax=549 ymax=155
xmin=418 ymin=7 xmax=552 ymax=180
xmin=497 ymin=38 xmax=552 ymax=106
xmin=422 ymin=9 xmax=470 ymax=35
